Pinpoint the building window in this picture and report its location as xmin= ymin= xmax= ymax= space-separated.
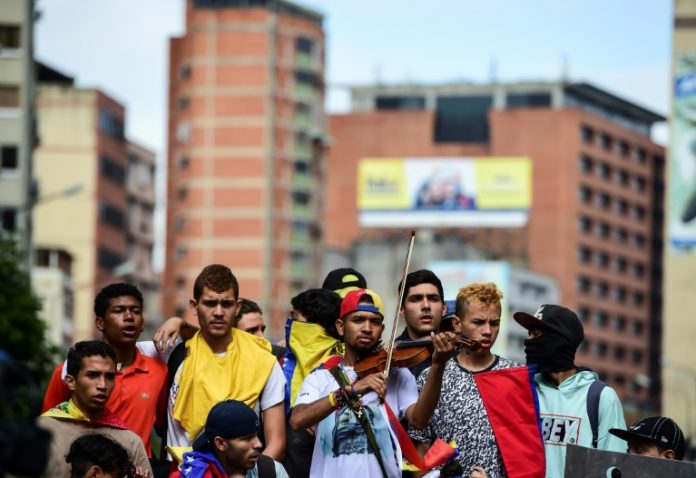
xmin=597 ymin=192 xmax=612 ymax=210
xmin=632 ymin=205 xmax=646 ymax=221
xmin=179 ymin=64 xmax=191 ymax=81
xmin=177 ymin=186 xmax=188 ymax=201
xmin=0 ymin=25 xmax=21 ymax=50
xmin=598 ymin=162 xmax=612 ymax=180
xmin=617 ymin=169 xmax=630 ymax=187
xmin=0 ymin=145 xmax=18 ymax=171
xmin=615 ymin=228 xmax=628 ymax=243
xmin=435 ymin=95 xmax=493 ymax=143
xmin=618 ymin=140 xmax=630 ymax=157
xmin=580 ymin=125 xmax=594 ymax=144
xmin=595 ymin=251 xmax=609 ymax=268
xmin=178 ymin=155 xmax=190 ymax=170
xmin=595 ymin=310 xmax=608 ymax=327
xmin=614 ymin=286 xmax=627 ymax=303
xmin=633 ymin=233 xmax=645 ymax=249
xmin=579 ymin=185 xmax=593 ymax=204
xmin=632 ymin=350 xmax=643 ymax=365
xmin=98 ymin=247 xmax=123 ymax=270
xmin=296 ymin=36 xmax=315 ymax=54
xmin=506 ymin=93 xmax=551 ymax=108
xmin=0 ymin=208 xmax=17 ymax=231
xmin=579 ymin=155 xmax=594 ymax=173
xmin=578 ymin=246 xmax=591 ymax=263
xmin=578 ymin=306 xmax=590 ymax=322
xmin=613 ymin=346 xmax=626 ymax=361
xmin=0 ymin=86 xmax=20 ymax=108
xmin=176 ymin=123 xmax=191 ymax=144
xmin=175 ymin=245 xmax=188 ymax=260
xmin=578 ymin=216 xmax=592 ymax=233
xmin=376 ymin=96 xmax=426 ymax=110
xmin=599 ymin=132 xmax=613 ymax=151
xmin=634 ymin=147 xmax=647 ymax=164
xmin=577 ymin=276 xmax=591 ymax=293
xmin=613 ymin=316 xmax=627 ymax=331
xmin=632 ymin=291 xmax=644 ymax=306
xmin=594 ymin=342 xmax=607 ymax=358
xmin=174 ymin=216 xmax=186 ymax=232
xmin=614 ymin=256 xmax=627 ymax=273
xmin=633 ymin=176 xmax=646 ymax=192
xmin=178 ymin=95 xmax=190 ymax=111
xmin=595 ymin=282 xmax=609 ymax=298
xmin=292 ymin=191 xmax=311 ymax=205
xmin=99 ymin=110 xmax=125 ymax=139
xmin=615 ymin=199 xmax=628 ymax=215
xmin=100 ymin=155 xmax=125 ymax=185
xmin=596 ymin=222 xmax=610 ymax=238
xmin=99 ymin=202 xmax=124 ymax=230
xmin=632 ymin=262 xmax=645 ymax=278
xmin=632 ymin=321 xmax=644 ymax=336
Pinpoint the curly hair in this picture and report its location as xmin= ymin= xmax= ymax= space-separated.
xmin=455 ymin=282 xmax=504 ymax=318
xmin=193 ymin=264 xmax=239 ymax=301
xmin=93 ymin=283 xmax=143 ymax=318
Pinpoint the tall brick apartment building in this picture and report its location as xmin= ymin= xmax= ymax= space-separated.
xmin=325 ymin=81 xmax=665 ymax=412
xmin=163 ymin=0 xmax=326 ymax=336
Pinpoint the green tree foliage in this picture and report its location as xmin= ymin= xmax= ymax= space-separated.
xmin=0 ymin=233 xmax=59 ymax=390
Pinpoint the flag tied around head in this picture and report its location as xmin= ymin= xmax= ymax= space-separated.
xmin=473 ymin=365 xmax=545 ymax=478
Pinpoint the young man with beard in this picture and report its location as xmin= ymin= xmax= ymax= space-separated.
xmin=167 ymin=265 xmax=286 ymax=460
xmin=409 ymin=283 xmax=521 ymax=478
xmin=39 ymin=341 xmax=152 ymax=478
xmin=43 ymin=284 xmax=168 ymax=458
xmin=396 ymin=270 xmax=447 ymax=380
xmin=290 ymin=289 xmax=456 ymax=478
xmin=513 ymin=304 xmax=626 ymax=477
xmin=174 ymin=400 xmax=288 ymax=478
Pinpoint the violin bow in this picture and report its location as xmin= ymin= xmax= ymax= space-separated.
xmin=383 ymin=230 xmax=416 ymax=377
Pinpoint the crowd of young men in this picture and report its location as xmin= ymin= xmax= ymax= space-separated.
xmin=36 ymin=264 xmax=688 ymax=478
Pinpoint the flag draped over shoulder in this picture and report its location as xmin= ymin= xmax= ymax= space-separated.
xmin=473 ymin=365 xmax=545 ymax=478
xmin=41 ymin=399 xmax=128 ymax=429
xmin=283 ymin=319 xmax=344 ymax=412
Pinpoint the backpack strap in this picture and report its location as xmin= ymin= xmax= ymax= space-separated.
xmin=586 ymin=380 xmax=606 ymax=448
xmin=256 ymin=455 xmax=277 ymax=478
xmin=159 ymin=341 xmax=188 ymax=459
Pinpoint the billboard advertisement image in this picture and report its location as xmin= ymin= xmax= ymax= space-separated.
xmin=357 ymin=157 xmax=531 ymax=227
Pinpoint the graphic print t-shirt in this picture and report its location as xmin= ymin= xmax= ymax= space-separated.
xmin=294 ymin=365 xmax=418 ymax=478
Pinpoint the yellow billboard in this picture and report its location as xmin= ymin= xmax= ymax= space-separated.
xmin=357 ymin=157 xmax=531 ymax=227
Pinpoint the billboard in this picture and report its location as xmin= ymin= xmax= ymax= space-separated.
xmin=668 ymin=52 xmax=696 ymax=253
xmin=357 ymin=157 xmax=531 ymax=228
xmin=428 ymin=260 xmax=511 ymax=355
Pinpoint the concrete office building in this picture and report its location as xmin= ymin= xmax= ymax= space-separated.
xmin=325 ymin=80 xmax=665 ymax=411
xmin=34 ymin=65 xmax=158 ymax=341
xmin=163 ymin=0 xmax=326 ymax=337
xmin=0 ymin=0 xmax=36 ymax=265
xmin=32 ymin=248 xmax=74 ymax=348
xmin=663 ymin=0 xmax=696 ymax=446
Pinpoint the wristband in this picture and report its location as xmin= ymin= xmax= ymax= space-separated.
xmin=328 ymin=391 xmax=336 ymax=408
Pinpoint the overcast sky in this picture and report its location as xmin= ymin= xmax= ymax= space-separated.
xmin=34 ymin=0 xmax=674 ymax=269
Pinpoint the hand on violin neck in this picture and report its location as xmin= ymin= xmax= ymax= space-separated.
xmin=352 ymin=372 xmax=387 ymax=399
xmin=430 ymin=331 xmax=457 ymax=368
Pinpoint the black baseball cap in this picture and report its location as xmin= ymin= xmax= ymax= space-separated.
xmin=609 ymin=416 xmax=686 ymax=460
xmin=192 ymin=400 xmax=260 ymax=450
xmin=322 ymin=268 xmax=367 ymax=298
xmin=513 ymin=304 xmax=584 ymax=348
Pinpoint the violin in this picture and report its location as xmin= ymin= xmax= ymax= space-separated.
xmin=354 ymin=335 xmax=481 ymax=379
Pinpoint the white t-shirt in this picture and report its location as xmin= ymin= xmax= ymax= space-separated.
xmin=294 ymin=365 xmax=418 ymax=478
xmin=166 ymin=354 xmax=286 ymax=448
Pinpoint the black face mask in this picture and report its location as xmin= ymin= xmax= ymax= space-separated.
xmin=524 ymin=331 xmax=576 ymax=373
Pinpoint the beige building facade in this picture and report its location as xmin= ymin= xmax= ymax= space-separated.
xmin=663 ymin=0 xmax=696 ymax=446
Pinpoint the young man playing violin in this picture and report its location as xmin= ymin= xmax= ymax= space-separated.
xmin=396 ymin=270 xmax=447 ymax=380
xmin=290 ymin=289 xmax=456 ymax=478
xmin=409 ymin=283 xmax=521 ymax=478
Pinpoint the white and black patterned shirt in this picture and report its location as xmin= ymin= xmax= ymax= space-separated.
xmin=409 ymin=355 xmax=521 ymax=478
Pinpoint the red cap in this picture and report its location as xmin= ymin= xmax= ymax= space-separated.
xmin=340 ymin=289 xmax=385 ymax=319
